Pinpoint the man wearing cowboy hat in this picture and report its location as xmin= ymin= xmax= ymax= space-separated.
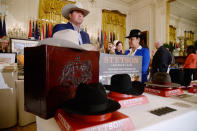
xmin=52 ymin=2 xmax=90 ymax=44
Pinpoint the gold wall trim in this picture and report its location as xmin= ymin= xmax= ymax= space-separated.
xmin=102 ymin=9 xmax=126 ymax=52
xmin=38 ymin=0 xmax=75 ymax=24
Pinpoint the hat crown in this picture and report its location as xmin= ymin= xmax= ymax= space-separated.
xmin=152 ymin=72 xmax=171 ymax=84
xmin=62 ymin=2 xmax=89 ymax=19
xmin=75 ymin=2 xmax=83 ymax=8
xmin=126 ymin=29 xmax=142 ymax=38
xmin=111 ymin=74 xmax=132 ymax=93
xmin=75 ymin=83 xmax=108 ymax=105
xmin=53 ymin=29 xmax=79 ymax=45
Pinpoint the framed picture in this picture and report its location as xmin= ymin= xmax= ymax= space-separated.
xmin=11 ymin=38 xmax=39 ymax=54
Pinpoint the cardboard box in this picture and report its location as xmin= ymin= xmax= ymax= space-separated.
xmin=24 ymin=45 xmax=99 ymax=119
xmin=55 ymin=109 xmax=135 ymax=131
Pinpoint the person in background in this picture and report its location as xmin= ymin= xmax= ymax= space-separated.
xmin=183 ymin=46 xmax=197 ymax=86
xmin=106 ymin=41 xmax=115 ymax=54
xmin=115 ymin=41 xmax=124 ymax=55
xmin=0 ymin=36 xmax=10 ymax=53
xmin=52 ymin=2 xmax=90 ymax=44
xmin=125 ymin=29 xmax=150 ymax=83
xmin=151 ymin=41 xmax=172 ymax=77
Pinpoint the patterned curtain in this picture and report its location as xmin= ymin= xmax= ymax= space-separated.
xmin=102 ymin=9 xmax=126 ymax=52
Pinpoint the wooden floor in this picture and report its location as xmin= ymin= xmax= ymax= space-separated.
xmin=1 ymin=122 xmax=36 ymax=131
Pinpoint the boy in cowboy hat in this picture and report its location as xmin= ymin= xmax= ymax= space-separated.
xmin=52 ymin=2 xmax=90 ymax=44
xmin=124 ymin=29 xmax=150 ymax=83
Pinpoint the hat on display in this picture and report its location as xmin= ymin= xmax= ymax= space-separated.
xmin=62 ymin=83 xmax=120 ymax=115
xmin=145 ymin=72 xmax=180 ymax=88
xmin=62 ymin=2 xmax=89 ymax=19
xmin=53 ymin=29 xmax=79 ymax=45
xmin=104 ymin=74 xmax=145 ymax=96
xmin=126 ymin=29 xmax=142 ymax=38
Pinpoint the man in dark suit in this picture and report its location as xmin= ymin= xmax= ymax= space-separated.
xmin=52 ymin=3 xmax=90 ymax=44
xmin=151 ymin=41 xmax=172 ymax=76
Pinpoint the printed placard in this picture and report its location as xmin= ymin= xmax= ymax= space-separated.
xmin=99 ymin=53 xmax=142 ymax=84
xmin=149 ymin=107 xmax=177 ymax=116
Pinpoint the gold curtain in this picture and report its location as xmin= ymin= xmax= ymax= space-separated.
xmin=38 ymin=0 xmax=75 ymax=24
xmin=169 ymin=25 xmax=176 ymax=43
xmin=102 ymin=9 xmax=126 ymax=51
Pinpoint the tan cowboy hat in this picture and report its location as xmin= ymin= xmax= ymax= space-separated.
xmin=53 ymin=29 xmax=79 ymax=45
xmin=62 ymin=2 xmax=89 ymax=19
xmin=145 ymin=72 xmax=180 ymax=88
xmin=40 ymin=29 xmax=98 ymax=51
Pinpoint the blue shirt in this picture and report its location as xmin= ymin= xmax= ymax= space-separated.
xmin=71 ymin=23 xmax=83 ymax=45
xmin=125 ymin=47 xmax=150 ymax=83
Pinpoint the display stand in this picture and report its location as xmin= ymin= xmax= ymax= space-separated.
xmin=188 ymin=87 xmax=197 ymax=93
xmin=144 ymin=86 xmax=183 ymax=97
xmin=108 ymin=92 xmax=149 ymax=108
xmin=54 ymin=109 xmax=135 ymax=131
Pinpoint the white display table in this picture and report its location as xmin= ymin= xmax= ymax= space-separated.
xmin=36 ymin=92 xmax=197 ymax=131
xmin=15 ymin=80 xmax=36 ymax=126
xmin=0 ymin=64 xmax=17 ymax=129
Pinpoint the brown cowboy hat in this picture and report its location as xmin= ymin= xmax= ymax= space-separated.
xmin=145 ymin=72 xmax=180 ymax=88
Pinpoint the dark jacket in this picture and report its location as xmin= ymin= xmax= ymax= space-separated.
xmin=152 ymin=46 xmax=172 ymax=75
xmin=52 ymin=22 xmax=90 ymax=44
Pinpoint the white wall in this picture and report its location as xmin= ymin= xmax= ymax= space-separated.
xmin=0 ymin=0 xmax=129 ymax=41
xmin=80 ymin=0 xmax=130 ymax=44
xmin=128 ymin=0 xmax=167 ymax=55
xmin=170 ymin=14 xmax=197 ymax=41
xmin=0 ymin=0 xmax=39 ymax=35
xmin=1 ymin=0 xmax=169 ymax=55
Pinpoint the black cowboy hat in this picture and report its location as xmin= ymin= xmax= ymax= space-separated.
xmin=61 ymin=83 xmax=120 ymax=115
xmin=145 ymin=72 xmax=180 ymax=88
xmin=104 ymin=74 xmax=145 ymax=96
xmin=126 ymin=29 xmax=142 ymax=38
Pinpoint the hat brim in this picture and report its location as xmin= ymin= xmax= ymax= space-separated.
xmin=61 ymin=99 xmax=120 ymax=115
xmin=125 ymin=35 xmax=141 ymax=39
xmin=104 ymin=82 xmax=145 ymax=96
xmin=145 ymin=82 xmax=180 ymax=88
xmin=62 ymin=4 xmax=89 ymax=19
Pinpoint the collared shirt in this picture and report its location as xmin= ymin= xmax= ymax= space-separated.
xmin=129 ymin=45 xmax=142 ymax=56
xmin=70 ymin=22 xmax=83 ymax=45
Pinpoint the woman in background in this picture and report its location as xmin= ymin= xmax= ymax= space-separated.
xmin=125 ymin=29 xmax=150 ymax=83
xmin=0 ymin=36 xmax=10 ymax=53
xmin=115 ymin=41 xmax=123 ymax=55
xmin=183 ymin=45 xmax=197 ymax=86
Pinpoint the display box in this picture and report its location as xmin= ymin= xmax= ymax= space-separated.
xmin=144 ymin=86 xmax=183 ymax=97
xmin=108 ymin=93 xmax=149 ymax=108
xmin=188 ymin=87 xmax=197 ymax=93
xmin=24 ymin=45 xmax=99 ymax=119
xmin=55 ymin=109 xmax=135 ymax=131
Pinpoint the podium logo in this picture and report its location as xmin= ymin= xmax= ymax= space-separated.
xmin=59 ymin=56 xmax=92 ymax=87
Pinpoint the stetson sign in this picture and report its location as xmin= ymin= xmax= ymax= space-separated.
xmin=99 ymin=53 xmax=142 ymax=84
